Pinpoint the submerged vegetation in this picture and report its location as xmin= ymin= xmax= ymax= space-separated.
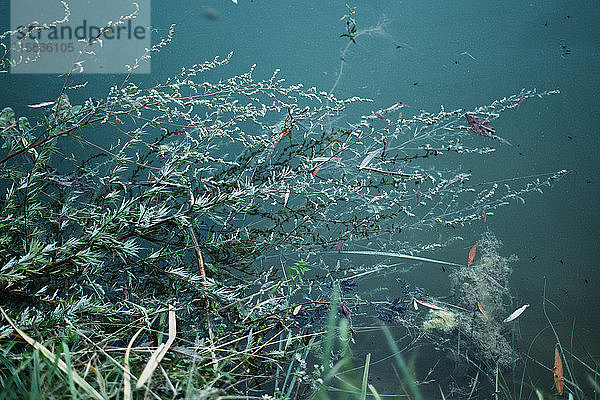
xmin=0 ymin=3 xmax=597 ymax=399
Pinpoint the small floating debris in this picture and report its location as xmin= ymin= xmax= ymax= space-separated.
xmin=27 ymin=101 xmax=55 ymax=108
xmin=554 ymin=344 xmax=564 ymax=395
xmin=465 ymin=113 xmax=512 ymax=145
xmin=467 ymin=240 xmax=479 ymax=267
xmin=477 ymin=301 xmax=490 ymax=320
xmin=481 ymin=272 xmax=507 ymax=291
xmin=503 ymin=304 xmax=529 ymax=322
xmin=413 ymin=297 xmax=447 ymax=312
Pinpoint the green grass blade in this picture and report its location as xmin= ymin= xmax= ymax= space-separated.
xmin=368 ymin=384 xmax=382 ymax=400
xmin=323 ymin=286 xmax=341 ymax=381
xmin=285 ymin=336 xmax=315 ymax=399
xmin=535 ymin=388 xmax=544 ymax=399
xmin=62 ymin=342 xmax=78 ymax=400
xmin=360 ymin=353 xmax=371 ymax=400
xmin=382 ymin=325 xmax=423 ymax=400
xmin=31 ymin=348 xmax=40 ymax=399
xmin=439 ymin=385 xmax=447 ymax=400
xmin=0 ymin=351 xmax=25 ymax=398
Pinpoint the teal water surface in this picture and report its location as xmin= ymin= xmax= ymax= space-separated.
xmin=2 ymin=0 xmax=599 ymax=397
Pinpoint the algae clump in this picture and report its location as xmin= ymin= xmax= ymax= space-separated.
xmin=423 ymin=309 xmax=457 ymax=332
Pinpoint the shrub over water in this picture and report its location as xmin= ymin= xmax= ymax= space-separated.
xmin=0 ymin=5 xmax=571 ymax=399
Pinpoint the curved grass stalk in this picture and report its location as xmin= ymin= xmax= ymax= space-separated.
xmin=339 ymin=250 xmax=463 ymax=267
